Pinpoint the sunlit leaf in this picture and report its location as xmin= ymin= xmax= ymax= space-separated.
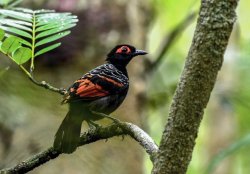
xmin=12 ymin=47 xmax=32 ymax=64
xmin=0 ymin=28 xmax=4 ymax=41
xmin=35 ymin=43 xmax=61 ymax=57
xmin=35 ymin=31 xmax=70 ymax=47
xmin=13 ymin=7 xmax=34 ymax=14
xmin=0 ymin=0 xmax=12 ymax=6
xmin=34 ymin=9 xmax=55 ymax=14
xmin=8 ymin=0 xmax=23 ymax=8
xmin=1 ymin=36 xmax=21 ymax=54
xmin=18 ymin=38 xmax=32 ymax=47
xmin=0 ymin=26 xmax=32 ymax=38
xmin=36 ymin=20 xmax=77 ymax=32
xmin=36 ymin=12 xmax=71 ymax=18
xmin=0 ymin=8 xmax=77 ymax=59
xmin=0 ymin=19 xmax=32 ymax=31
xmin=0 ymin=9 xmax=32 ymax=22
xmin=36 ymin=15 xmax=77 ymax=26
xmin=36 ymin=23 xmax=76 ymax=39
xmin=0 ymin=19 xmax=32 ymax=26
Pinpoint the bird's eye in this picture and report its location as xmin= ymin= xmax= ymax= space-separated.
xmin=116 ymin=46 xmax=131 ymax=54
xmin=121 ymin=46 xmax=127 ymax=52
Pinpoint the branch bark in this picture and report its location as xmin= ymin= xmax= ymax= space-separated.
xmin=29 ymin=77 xmax=66 ymax=95
xmin=152 ymin=0 xmax=239 ymax=173
xmin=0 ymin=122 xmax=158 ymax=174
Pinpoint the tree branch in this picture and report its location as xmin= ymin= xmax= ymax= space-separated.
xmin=0 ymin=122 xmax=158 ymax=174
xmin=152 ymin=0 xmax=239 ymax=173
xmin=19 ymin=65 xmax=66 ymax=95
xmin=29 ymin=77 xmax=66 ymax=96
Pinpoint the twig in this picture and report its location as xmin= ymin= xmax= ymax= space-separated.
xmin=29 ymin=77 xmax=66 ymax=96
xmin=0 ymin=122 xmax=158 ymax=174
xmin=19 ymin=65 xmax=66 ymax=95
xmin=149 ymin=12 xmax=196 ymax=71
xmin=0 ymin=45 xmax=66 ymax=95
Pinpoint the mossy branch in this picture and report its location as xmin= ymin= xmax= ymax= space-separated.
xmin=0 ymin=122 xmax=158 ymax=174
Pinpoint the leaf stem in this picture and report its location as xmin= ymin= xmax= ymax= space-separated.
xmin=20 ymin=65 xmax=32 ymax=78
xmin=30 ymin=11 xmax=36 ymax=74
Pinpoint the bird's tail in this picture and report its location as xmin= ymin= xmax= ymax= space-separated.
xmin=53 ymin=108 xmax=83 ymax=153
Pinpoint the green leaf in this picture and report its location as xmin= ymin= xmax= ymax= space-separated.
xmin=12 ymin=47 xmax=32 ymax=64
xmin=205 ymin=134 xmax=250 ymax=174
xmin=0 ymin=9 xmax=32 ymax=22
xmin=1 ymin=33 xmax=31 ymax=47
xmin=36 ymin=15 xmax=77 ymax=26
xmin=36 ymin=12 xmax=71 ymax=18
xmin=36 ymin=23 xmax=76 ymax=39
xmin=0 ymin=0 xmax=11 ymax=6
xmin=34 ymin=9 xmax=55 ymax=14
xmin=0 ymin=29 xmax=4 ymax=41
xmin=1 ymin=36 xmax=21 ymax=54
xmin=0 ymin=26 xmax=32 ymax=39
xmin=18 ymin=38 xmax=32 ymax=47
xmin=0 ymin=8 xmax=78 ymax=58
xmin=0 ymin=19 xmax=32 ymax=26
xmin=35 ymin=43 xmax=61 ymax=57
xmin=36 ymin=20 xmax=77 ymax=32
xmin=35 ymin=31 xmax=70 ymax=47
xmin=8 ymin=0 xmax=23 ymax=8
xmin=13 ymin=8 xmax=33 ymax=14
xmin=0 ymin=19 xmax=32 ymax=31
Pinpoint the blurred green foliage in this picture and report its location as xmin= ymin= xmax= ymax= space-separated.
xmin=0 ymin=0 xmax=22 ymax=8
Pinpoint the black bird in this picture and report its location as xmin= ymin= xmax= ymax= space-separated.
xmin=54 ymin=44 xmax=147 ymax=153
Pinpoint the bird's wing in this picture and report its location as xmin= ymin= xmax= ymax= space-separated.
xmin=62 ymin=74 xmax=126 ymax=104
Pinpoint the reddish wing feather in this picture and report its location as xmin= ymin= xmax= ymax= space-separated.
xmin=62 ymin=74 xmax=125 ymax=104
xmin=76 ymin=79 xmax=109 ymax=97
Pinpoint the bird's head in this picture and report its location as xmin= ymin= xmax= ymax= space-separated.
xmin=106 ymin=44 xmax=147 ymax=67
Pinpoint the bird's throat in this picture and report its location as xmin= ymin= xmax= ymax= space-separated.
xmin=109 ymin=62 xmax=128 ymax=77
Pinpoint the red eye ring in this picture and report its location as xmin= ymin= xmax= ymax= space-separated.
xmin=116 ymin=46 xmax=131 ymax=54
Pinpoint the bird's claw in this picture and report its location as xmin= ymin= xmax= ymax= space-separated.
xmin=87 ymin=120 xmax=102 ymax=130
xmin=91 ymin=110 xmax=121 ymax=124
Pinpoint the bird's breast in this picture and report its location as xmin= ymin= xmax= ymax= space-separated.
xmin=88 ymin=92 xmax=127 ymax=115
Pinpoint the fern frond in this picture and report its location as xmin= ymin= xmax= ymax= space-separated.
xmin=0 ymin=8 xmax=78 ymax=68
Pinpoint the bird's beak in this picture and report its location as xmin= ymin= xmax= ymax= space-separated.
xmin=134 ymin=49 xmax=148 ymax=56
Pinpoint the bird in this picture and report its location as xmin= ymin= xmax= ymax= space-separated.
xmin=53 ymin=44 xmax=147 ymax=153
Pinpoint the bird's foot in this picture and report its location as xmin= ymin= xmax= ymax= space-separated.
xmin=87 ymin=120 xmax=102 ymax=130
xmin=91 ymin=111 xmax=121 ymax=124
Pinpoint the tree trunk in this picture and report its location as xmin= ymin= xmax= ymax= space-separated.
xmin=152 ymin=0 xmax=239 ymax=173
